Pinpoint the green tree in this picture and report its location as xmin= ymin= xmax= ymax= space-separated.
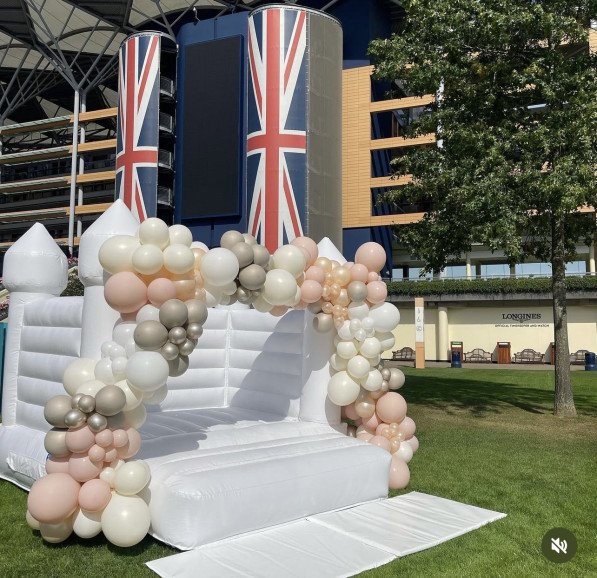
xmin=370 ymin=1 xmax=597 ymax=417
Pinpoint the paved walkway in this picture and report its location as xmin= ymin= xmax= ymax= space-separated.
xmin=384 ymin=360 xmax=589 ymax=371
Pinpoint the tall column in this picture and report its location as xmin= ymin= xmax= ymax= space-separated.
xmin=414 ymin=297 xmax=425 ymax=369
xmin=77 ymin=93 xmax=86 ymax=239
xmin=466 ymin=255 xmax=472 ymax=280
xmin=438 ymin=306 xmax=449 ymax=361
xmin=67 ymin=89 xmax=80 ymax=256
xmin=589 ymin=240 xmax=595 ymax=275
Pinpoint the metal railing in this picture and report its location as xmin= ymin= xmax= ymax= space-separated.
xmin=385 ymin=271 xmax=595 ymax=282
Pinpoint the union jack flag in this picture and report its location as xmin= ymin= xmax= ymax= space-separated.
xmin=116 ymin=34 xmax=161 ymax=222
xmin=247 ymin=7 xmax=307 ymax=252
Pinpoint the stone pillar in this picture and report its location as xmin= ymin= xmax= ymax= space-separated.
xmin=589 ymin=240 xmax=596 ymax=275
xmin=466 ymin=255 xmax=472 ymax=280
xmin=438 ymin=306 xmax=449 ymax=361
xmin=414 ymin=297 xmax=425 ymax=369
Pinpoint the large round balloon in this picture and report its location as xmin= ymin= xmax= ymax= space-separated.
xmin=63 ymin=358 xmax=97 ymax=396
xmin=327 ymin=371 xmax=360 ymax=406
xmin=104 ymin=272 xmax=148 ymax=314
xmin=28 ymin=473 xmax=80 ymax=524
xmin=101 ymin=494 xmax=151 ymax=547
xmin=375 ymin=392 xmax=407 ymax=424
xmin=200 ymin=248 xmax=240 ymax=286
xmin=113 ymin=460 xmax=151 ymax=496
xmin=125 ymin=351 xmax=169 ymax=392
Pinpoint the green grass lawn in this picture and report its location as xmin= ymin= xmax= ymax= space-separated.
xmin=1 ymin=369 xmax=596 ymax=577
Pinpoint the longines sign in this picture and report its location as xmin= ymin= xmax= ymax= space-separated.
xmin=495 ymin=312 xmax=548 ymax=328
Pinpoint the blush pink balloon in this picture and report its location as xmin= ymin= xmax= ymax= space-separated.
xmin=343 ymin=402 xmax=360 ymax=421
xmin=27 ymin=473 xmax=80 ymax=524
xmin=104 ymin=447 xmax=118 ymax=463
xmin=68 ymin=454 xmax=102 ymax=483
xmin=270 ymin=305 xmax=289 ymax=317
xmin=95 ymin=429 xmax=113 ymax=448
xmin=389 ymin=455 xmax=410 ymax=489
xmin=88 ymin=444 xmax=106 ymax=463
xmin=112 ymin=429 xmax=128 ymax=448
xmin=375 ymin=392 xmax=407 ymax=424
xmin=104 ymin=272 xmax=148 ymax=313
xmin=78 ymin=479 xmax=111 ymax=512
xmin=375 ymin=423 xmax=390 ymax=437
xmin=65 ymin=426 xmax=96 ymax=454
xmin=350 ymin=264 xmax=369 ymax=283
xmin=367 ymin=281 xmax=388 ymax=304
xmin=355 ymin=242 xmax=386 ymax=273
xmin=362 ymin=412 xmax=381 ymax=431
xmin=45 ymin=455 xmax=70 ymax=475
xmin=398 ymin=416 xmax=416 ymax=440
xmin=356 ymin=431 xmax=374 ymax=442
xmin=367 ymin=271 xmax=379 ymax=283
xmin=369 ymin=435 xmax=391 ymax=452
xmin=294 ymin=300 xmax=307 ymax=310
xmin=121 ymin=427 xmax=142 ymax=459
xmin=147 ymin=277 xmax=177 ymax=307
xmin=305 ymin=265 xmax=326 ymax=284
xmin=407 ymin=435 xmax=420 ymax=453
xmin=300 ymin=280 xmax=323 ymax=304
xmin=345 ymin=262 xmax=354 ymax=268
xmin=291 ymin=236 xmax=318 ymax=266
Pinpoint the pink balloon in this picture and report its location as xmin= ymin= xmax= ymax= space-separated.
xmin=356 ymin=431 xmax=374 ymax=442
xmin=398 ymin=417 xmax=416 ymax=440
xmin=369 ymin=435 xmax=391 ymax=452
xmin=104 ymin=272 xmax=148 ymax=313
xmin=355 ymin=242 xmax=386 ymax=273
xmin=112 ymin=429 xmax=128 ymax=448
xmin=291 ymin=236 xmax=318 ymax=266
xmin=362 ymin=412 xmax=381 ymax=431
xmin=27 ymin=473 xmax=80 ymax=524
xmin=88 ymin=444 xmax=106 ymax=463
xmin=147 ymin=277 xmax=177 ymax=307
xmin=95 ymin=429 xmax=113 ymax=448
xmin=45 ymin=455 xmax=70 ymax=475
xmin=343 ymin=402 xmax=360 ymax=421
xmin=305 ymin=265 xmax=326 ymax=284
xmin=78 ymin=478 xmax=111 ymax=512
xmin=350 ymin=264 xmax=369 ymax=283
xmin=375 ymin=423 xmax=390 ymax=437
xmin=389 ymin=455 xmax=410 ymax=489
xmin=294 ymin=300 xmax=308 ymax=310
xmin=270 ymin=305 xmax=288 ymax=317
xmin=367 ymin=281 xmax=387 ymax=304
xmin=122 ymin=427 xmax=142 ymax=459
xmin=104 ymin=447 xmax=118 ymax=463
xmin=407 ymin=435 xmax=420 ymax=453
xmin=345 ymin=262 xmax=354 ymax=268
xmin=68 ymin=454 xmax=102 ymax=483
xmin=300 ymin=280 xmax=323 ymax=304
xmin=376 ymin=392 xmax=407 ymax=424
xmin=65 ymin=425 xmax=95 ymax=454
xmin=367 ymin=271 xmax=379 ymax=283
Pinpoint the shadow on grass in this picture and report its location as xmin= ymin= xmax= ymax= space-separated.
xmin=401 ymin=370 xmax=597 ymax=418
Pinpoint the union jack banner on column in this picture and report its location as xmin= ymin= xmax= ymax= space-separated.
xmin=247 ymin=6 xmax=307 ymax=252
xmin=116 ymin=33 xmax=161 ymax=222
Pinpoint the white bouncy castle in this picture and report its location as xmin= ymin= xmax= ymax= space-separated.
xmin=0 ymin=201 xmax=416 ymax=550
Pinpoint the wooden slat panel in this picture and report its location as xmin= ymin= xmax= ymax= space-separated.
xmin=370 ymin=175 xmax=413 ymax=188
xmin=65 ymin=202 xmax=113 ymax=216
xmin=0 ymin=108 xmax=116 ymax=136
xmin=0 ymin=206 xmax=69 ymax=223
xmin=0 ymin=147 xmax=70 ymax=165
xmin=68 ymin=171 xmax=115 ymax=184
xmin=590 ymin=29 xmax=597 ymax=53
xmin=370 ymin=133 xmax=436 ymax=150
xmin=76 ymin=108 xmax=117 ymax=123
xmin=370 ymin=95 xmax=435 ymax=113
xmin=76 ymin=139 xmax=117 ymax=153
xmin=370 ymin=213 xmax=425 ymax=225
xmin=0 ymin=176 xmax=68 ymax=194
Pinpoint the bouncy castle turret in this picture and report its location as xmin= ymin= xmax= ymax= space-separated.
xmin=1 ymin=223 xmax=68 ymax=426
xmin=78 ymin=200 xmax=139 ymax=358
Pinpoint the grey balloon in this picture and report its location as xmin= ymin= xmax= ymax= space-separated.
xmin=242 ymin=233 xmax=257 ymax=246
xmin=231 ymin=242 xmax=254 ymax=268
xmin=381 ymin=368 xmax=391 ymax=381
xmin=252 ymin=244 xmax=270 ymax=267
xmin=169 ymin=326 xmax=187 ymax=345
xmin=160 ymin=341 xmax=179 ymax=361
xmin=313 ymin=313 xmax=334 ymax=333
xmin=307 ymin=300 xmax=323 ymax=314
xmin=220 ymin=230 xmax=244 ymax=249
xmin=71 ymin=393 xmax=84 ymax=409
xmin=159 ymin=299 xmax=188 ymax=329
xmin=239 ymin=264 xmax=266 ymax=290
xmin=107 ymin=412 xmax=125 ymax=429
xmin=168 ymin=355 xmax=189 ymax=377
xmin=236 ymin=286 xmax=252 ymax=304
xmin=44 ymin=428 xmax=69 ymax=457
xmin=185 ymin=299 xmax=208 ymax=325
xmin=87 ymin=413 xmax=108 ymax=433
xmin=347 ymin=281 xmax=368 ymax=302
xmin=186 ymin=322 xmax=203 ymax=340
xmin=77 ymin=394 xmax=96 ymax=414
xmin=178 ymin=338 xmax=197 ymax=357
xmin=64 ymin=409 xmax=86 ymax=428
xmin=134 ymin=320 xmax=169 ymax=350
xmin=43 ymin=395 xmax=73 ymax=428
xmin=94 ymin=385 xmax=126 ymax=417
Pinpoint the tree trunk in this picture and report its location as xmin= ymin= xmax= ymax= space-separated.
xmin=551 ymin=215 xmax=577 ymax=417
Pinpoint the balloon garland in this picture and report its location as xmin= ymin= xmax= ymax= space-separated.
xmin=26 ymin=219 xmax=417 ymax=546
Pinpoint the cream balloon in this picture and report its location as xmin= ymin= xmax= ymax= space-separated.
xmin=138 ymin=217 xmax=169 ymax=249
xmin=327 ymin=371 xmax=360 ymax=406
xmin=136 ymin=304 xmax=161 ymax=324
xmin=168 ymin=224 xmax=193 ymax=247
xmin=360 ymin=337 xmax=382 ymax=358
xmin=360 ymin=369 xmax=383 ymax=392
xmin=101 ymin=494 xmax=151 ymax=547
xmin=329 ymin=353 xmax=348 ymax=371
xmin=337 ymin=320 xmax=353 ymax=341
xmin=368 ymin=302 xmax=401 ymax=332
xmin=39 ymin=519 xmax=73 ymax=544
xmin=395 ymin=441 xmax=413 ymax=463
xmin=125 ymin=351 xmax=169 ymax=392
xmin=112 ymin=320 xmax=137 ymax=347
xmin=200 ymin=248 xmax=240 ymax=286
xmin=113 ymin=460 xmax=151 ymax=496
xmin=346 ymin=355 xmax=371 ymax=380
xmin=388 ymin=368 xmax=405 ymax=389
xmin=263 ymin=269 xmax=297 ymax=306
xmin=336 ymin=340 xmax=358 ymax=360
xmin=94 ymin=358 xmax=115 ymax=386
xmin=114 ymin=380 xmax=144 ymax=411
xmin=272 ymin=245 xmax=307 ymax=277
xmin=131 ymin=244 xmax=163 ymax=275
xmin=98 ymin=235 xmax=139 ymax=274
xmin=163 ymin=244 xmax=195 ymax=274
xmin=123 ymin=403 xmax=147 ymax=429
xmin=73 ymin=508 xmax=103 ymax=539
xmin=75 ymin=379 xmax=107 ymax=398
xmin=377 ymin=331 xmax=396 ymax=351
xmin=63 ymin=358 xmax=97 ymax=396
xmin=347 ymin=301 xmax=370 ymax=320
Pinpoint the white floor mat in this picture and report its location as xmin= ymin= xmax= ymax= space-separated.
xmin=146 ymin=492 xmax=506 ymax=578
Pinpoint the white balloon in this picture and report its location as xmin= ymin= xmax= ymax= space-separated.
xmin=73 ymin=508 xmax=102 ymax=539
xmin=138 ymin=217 xmax=169 ymax=249
xmin=337 ymin=320 xmax=352 ymax=341
xmin=347 ymin=355 xmax=371 ymax=380
xmin=98 ymin=235 xmax=139 ymax=275
xmin=143 ymin=383 xmax=168 ymax=405
xmin=163 ymin=244 xmax=195 ymax=275
xmin=114 ymin=380 xmax=143 ymax=411
xmin=396 ymin=442 xmax=413 ymax=463
xmin=347 ymin=301 xmax=370 ymax=320
xmin=76 ymin=379 xmax=107 ymax=397
xmin=204 ymin=288 xmax=222 ymax=308
xmin=329 ymin=353 xmax=348 ymax=371
xmin=123 ymin=403 xmax=147 ymax=429
xmin=291 ymin=286 xmax=302 ymax=307
xmin=100 ymin=340 xmax=120 ymax=358
xmin=132 ymin=244 xmax=163 ymax=275
xmin=169 ymin=224 xmax=193 ymax=247
xmin=337 ymin=340 xmax=358 ymax=359
xmin=272 ymin=245 xmax=307 ymax=277
xmin=111 ymin=356 xmax=128 ymax=380
xmin=361 ymin=317 xmax=375 ymax=332
xmin=354 ymin=328 xmax=367 ymax=342
xmin=377 ymin=331 xmax=396 ymax=352
xmin=368 ymin=354 xmax=381 ymax=367
xmin=136 ymin=304 xmax=160 ymax=324
xmin=200 ymin=247 xmax=240 ymax=286
xmin=100 ymin=466 xmax=116 ymax=487
xmin=349 ymin=319 xmax=362 ymax=336
xmin=369 ymin=302 xmax=401 ymax=332
xmin=95 ymin=358 xmax=116 ymax=385
xmin=125 ymin=351 xmax=169 ymax=392
xmin=125 ymin=338 xmax=139 ymax=358
xmin=113 ymin=460 xmax=151 ymax=496
xmin=101 ymin=494 xmax=151 ymax=547
xmin=112 ymin=320 xmax=136 ymax=347
xmin=388 ymin=368 xmax=405 ymax=389
xmin=263 ymin=269 xmax=297 ymax=306
xmin=191 ymin=240 xmax=209 ymax=252
xmin=252 ymin=293 xmax=273 ymax=313
xmin=360 ymin=337 xmax=382 ymax=358
xmin=63 ymin=358 xmax=96 ymax=396
xmin=221 ymin=281 xmax=239 ymax=296
xmin=327 ymin=371 xmax=360 ymax=406
xmin=360 ymin=369 xmax=383 ymax=392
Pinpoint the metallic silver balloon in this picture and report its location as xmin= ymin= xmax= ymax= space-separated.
xmin=251 ymin=244 xmax=270 ymax=267
xmin=64 ymin=409 xmax=86 ymax=428
xmin=178 ymin=338 xmax=197 ymax=357
xmin=220 ymin=230 xmax=245 ymax=249
xmin=87 ymin=412 xmax=107 ymax=433
xmin=169 ymin=326 xmax=187 ymax=345
xmin=44 ymin=428 xmax=69 ymax=457
xmin=71 ymin=393 xmax=84 ymax=409
xmin=168 ymin=355 xmax=189 ymax=377
xmin=239 ymin=264 xmax=266 ymax=290
xmin=77 ymin=394 xmax=96 ymax=414
xmin=313 ymin=313 xmax=334 ymax=333
xmin=160 ymin=341 xmax=180 ymax=361
xmin=381 ymin=368 xmax=391 ymax=381
xmin=134 ymin=320 xmax=169 ymax=350
xmin=43 ymin=395 xmax=73 ymax=428
xmin=236 ymin=286 xmax=252 ymax=304
xmin=231 ymin=242 xmax=254 ymax=268
xmin=186 ymin=322 xmax=203 ymax=340
xmin=242 ymin=233 xmax=257 ymax=246
xmin=159 ymin=299 xmax=189 ymax=329
xmin=94 ymin=385 xmax=126 ymax=417
xmin=347 ymin=281 xmax=368 ymax=302
xmin=185 ymin=299 xmax=208 ymax=325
